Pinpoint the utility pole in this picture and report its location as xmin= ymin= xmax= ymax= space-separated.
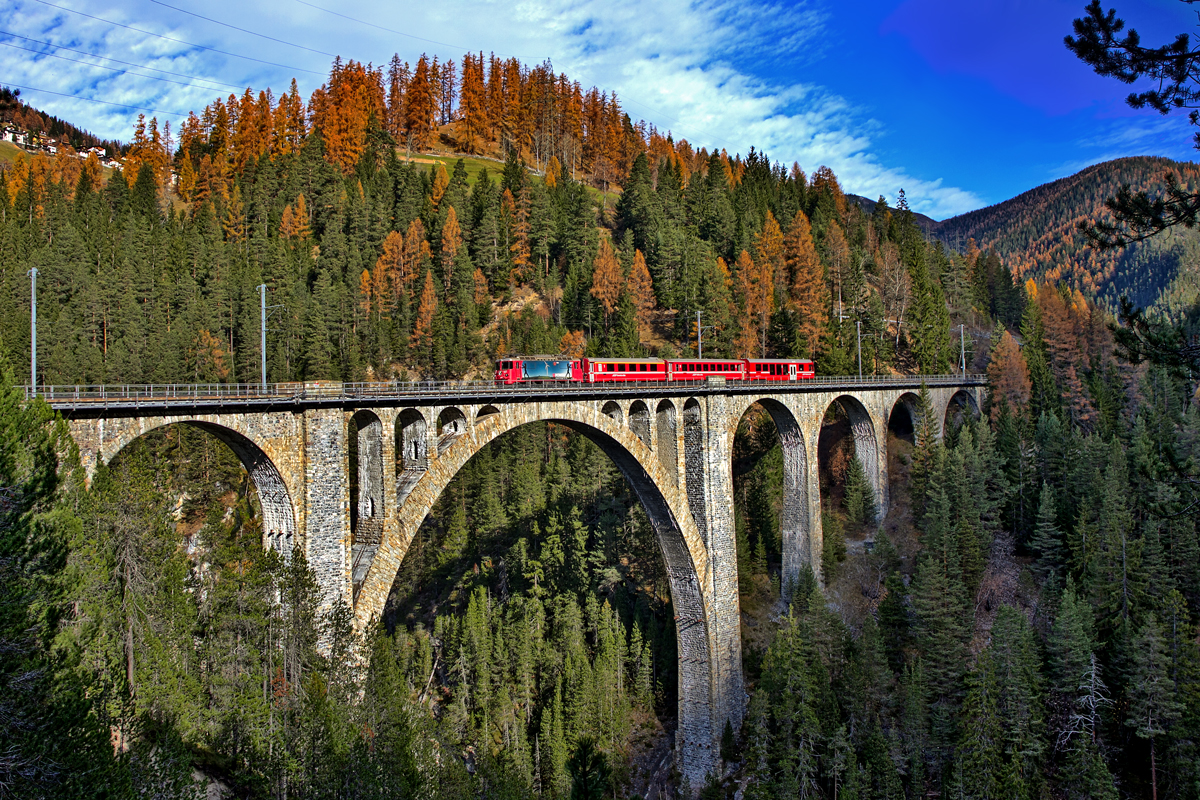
xmin=28 ymin=267 xmax=36 ymax=396
xmin=856 ymin=319 xmax=862 ymax=379
xmin=960 ymin=324 xmax=966 ymax=377
xmin=258 ymin=284 xmax=268 ymax=391
xmin=695 ymin=310 xmax=714 ymax=359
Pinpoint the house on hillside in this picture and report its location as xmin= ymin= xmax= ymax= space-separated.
xmin=1 ymin=127 xmax=28 ymax=147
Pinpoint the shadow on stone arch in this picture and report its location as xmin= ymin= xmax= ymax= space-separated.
xmin=819 ymin=395 xmax=882 ymax=526
xmin=350 ymin=411 xmax=385 ymax=599
xmin=944 ymin=389 xmax=979 ymax=435
xmin=728 ymin=398 xmax=810 ymax=598
xmin=106 ymin=420 xmax=297 ymax=555
xmin=888 ymin=392 xmax=920 ymax=445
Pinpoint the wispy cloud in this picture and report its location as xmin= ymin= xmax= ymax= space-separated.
xmin=0 ymin=0 xmax=985 ymax=216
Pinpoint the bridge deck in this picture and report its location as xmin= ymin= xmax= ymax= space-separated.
xmin=25 ymin=375 xmax=986 ymax=416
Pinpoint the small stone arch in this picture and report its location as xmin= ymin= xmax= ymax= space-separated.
xmin=602 ymin=400 xmax=623 ymax=425
xmin=396 ymin=408 xmax=429 ymax=511
xmin=683 ymin=398 xmax=707 ymax=545
xmin=889 ymin=392 xmax=921 ymax=444
xmin=656 ymin=400 xmax=678 ymax=483
xmin=396 ymin=409 xmax=429 ymax=473
xmin=103 ymin=419 xmax=297 ymax=556
xmin=477 ymin=405 xmax=500 ymax=421
xmin=350 ymin=410 xmax=384 ymax=534
xmin=731 ymin=397 xmax=811 ymax=594
xmin=944 ymin=389 xmax=980 ymax=434
xmin=629 ymin=401 xmax=651 ymax=448
xmin=824 ymin=395 xmax=883 ymax=523
xmin=436 ymin=407 xmax=467 ymax=454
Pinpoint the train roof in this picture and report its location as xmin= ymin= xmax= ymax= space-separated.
xmin=745 ymin=358 xmax=815 ymax=363
xmin=583 ymin=357 xmax=665 ymax=363
xmin=496 ymin=355 xmax=575 ymax=361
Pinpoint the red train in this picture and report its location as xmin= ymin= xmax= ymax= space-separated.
xmin=494 ymin=356 xmax=816 ymax=384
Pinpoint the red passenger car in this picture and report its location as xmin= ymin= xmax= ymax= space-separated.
xmin=664 ymin=359 xmax=746 ymax=381
xmin=745 ymin=359 xmax=816 ymax=380
xmin=581 ymin=358 xmax=668 ymax=383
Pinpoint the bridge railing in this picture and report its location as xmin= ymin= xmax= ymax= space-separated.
xmin=23 ymin=374 xmax=986 ymax=407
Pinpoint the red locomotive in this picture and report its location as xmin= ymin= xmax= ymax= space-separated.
xmin=494 ymin=356 xmax=815 ymax=384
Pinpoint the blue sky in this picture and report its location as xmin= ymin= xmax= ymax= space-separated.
xmin=1 ymin=0 xmax=1196 ymax=219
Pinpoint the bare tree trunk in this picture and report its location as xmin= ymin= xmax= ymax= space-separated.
xmin=1152 ymin=738 xmax=1158 ymax=800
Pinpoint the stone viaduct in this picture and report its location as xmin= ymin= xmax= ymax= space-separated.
xmin=44 ymin=375 xmax=983 ymax=786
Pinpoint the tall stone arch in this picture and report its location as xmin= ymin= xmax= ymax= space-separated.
xmin=68 ymin=415 xmax=299 ymax=555
xmin=354 ymin=401 xmax=731 ymax=787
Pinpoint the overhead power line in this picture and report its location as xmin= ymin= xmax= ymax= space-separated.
xmin=291 ymin=0 xmax=497 ymax=56
xmin=0 ymin=40 xmax=240 ymax=94
xmin=3 ymin=82 xmax=190 ymax=117
xmin=149 ymin=0 xmax=338 ymax=59
xmin=0 ymin=30 xmax=245 ymax=91
xmin=33 ymin=0 xmax=326 ymax=75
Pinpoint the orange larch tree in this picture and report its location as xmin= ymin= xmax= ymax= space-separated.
xmin=734 ymin=249 xmax=770 ymax=357
xmin=590 ymin=238 xmax=624 ymax=328
xmin=458 ymin=52 xmax=487 ymax=154
xmin=440 ymin=206 xmax=463 ymax=297
xmin=753 ymin=210 xmax=786 ymax=294
xmin=410 ymin=270 xmax=438 ymax=359
xmin=785 ymin=210 xmax=828 ymax=359
xmin=559 ymin=330 xmax=586 ymax=359
xmin=280 ymin=194 xmax=311 ymax=241
xmin=987 ymin=330 xmax=1032 ymax=420
xmin=401 ymin=219 xmax=431 ymax=296
xmin=509 ymin=188 xmax=532 ymax=287
xmin=628 ymin=249 xmax=655 ymax=340
xmin=405 ymin=55 xmax=436 ymax=152
xmin=431 ymin=164 xmax=450 ymax=207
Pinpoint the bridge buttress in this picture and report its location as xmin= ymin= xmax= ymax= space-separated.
xmin=301 ymin=407 xmax=352 ymax=616
xmin=686 ymin=394 xmax=747 ymax=744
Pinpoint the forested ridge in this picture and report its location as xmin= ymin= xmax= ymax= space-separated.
xmin=2 ymin=54 xmax=1200 ymax=800
xmin=931 ymin=156 xmax=1200 ymax=312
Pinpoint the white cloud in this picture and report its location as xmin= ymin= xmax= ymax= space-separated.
xmin=0 ymin=0 xmax=985 ymax=217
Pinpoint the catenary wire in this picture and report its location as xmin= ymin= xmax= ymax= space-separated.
xmin=33 ymin=0 xmax=325 ymax=75
xmin=291 ymin=0 xmax=502 ymax=57
xmin=0 ymin=40 xmax=243 ymax=94
xmin=3 ymin=82 xmax=190 ymax=117
xmin=0 ymin=30 xmax=246 ymax=91
xmin=149 ymin=0 xmax=338 ymax=59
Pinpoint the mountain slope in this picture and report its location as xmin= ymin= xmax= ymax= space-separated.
xmin=933 ymin=156 xmax=1200 ymax=310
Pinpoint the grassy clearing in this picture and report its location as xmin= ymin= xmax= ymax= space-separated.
xmin=0 ymin=141 xmax=24 ymax=167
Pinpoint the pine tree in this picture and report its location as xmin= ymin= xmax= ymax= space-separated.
xmin=1126 ymin=614 xmax=1184 ymax=800
xmin=1030 ymin=482 xmax=1063 ymax=579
